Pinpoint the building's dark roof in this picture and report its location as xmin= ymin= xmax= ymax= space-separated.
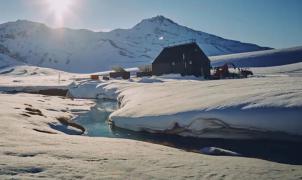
xmin=153 ymin=42 xmax=209 ymax=64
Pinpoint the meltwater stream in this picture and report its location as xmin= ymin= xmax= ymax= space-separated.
xmin=74 ymin=99 xmax=302 ymax=165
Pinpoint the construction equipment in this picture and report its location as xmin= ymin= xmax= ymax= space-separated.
xmin=110 ymin=66 xmax=130 ymax=79
xmin=212 ymin=63 xmax=253 ymax=79
xmin=90 ymin=74 xmax=100 ymax=80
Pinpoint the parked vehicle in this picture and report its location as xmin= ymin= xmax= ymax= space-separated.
xmin=212 ymin=63 xmax=253 ymax=79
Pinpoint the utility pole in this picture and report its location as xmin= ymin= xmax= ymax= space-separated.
xmin=58 ymin=72 xmax=61 ymax=84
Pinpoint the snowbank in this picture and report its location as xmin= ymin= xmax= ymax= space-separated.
xmin=1 ymin=93 xmax=301 ymax=179
xmin=109 ymin=77 xmax=302 ymax=139
xmin=1 ymin=64 xmax=302 ymax=178
xmin=68 ymin=63 xmax=302 ymax=140
xmin=0 ymin=65 xmax=88 ymax=93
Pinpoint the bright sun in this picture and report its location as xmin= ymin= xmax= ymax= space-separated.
xmin=47 ymin=0 xmax=73 ymax=16
xmin=46 ymin=0 xmax=74 ymax=26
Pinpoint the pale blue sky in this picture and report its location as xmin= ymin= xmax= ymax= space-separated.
xmin=0 ymin=0 xmax=301 ymax=48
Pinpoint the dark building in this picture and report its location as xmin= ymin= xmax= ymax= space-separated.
xmin=152 ymin=42 xmax=211 ymax=77
xmin=109 ymin=71 xmax=130 ymax=79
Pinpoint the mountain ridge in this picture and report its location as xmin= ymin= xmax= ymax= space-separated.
xmin=0 ymin=15 xmax=271 ymax=72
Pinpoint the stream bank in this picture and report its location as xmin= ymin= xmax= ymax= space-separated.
xmin=73 ymin=99 xmax=302 ymax=165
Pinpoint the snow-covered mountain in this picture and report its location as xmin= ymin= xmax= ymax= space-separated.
xmin=211 ymin=46 xmax=302 ymax=67
xmin=0 ymin=15 xmax=270 ymax=72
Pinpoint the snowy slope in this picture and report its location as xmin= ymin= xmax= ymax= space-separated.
xmin=210 ymin=46 xmax=302 ymax=67
xmin=1 ymin=93 xmax=301 ymax=179
xmin=0 ymin=53 xmax=23 ymax=68
xmin=0 ymin=16 xmax=269 ymax=73
xmin=0 ymin=65 xmax=88 ymax=93
xmin=251 ymin=62 xmax=302 ymax=75
xmin=68 ymin=62 xmax=302 ymax=140
xmin=1 ymin=62 xmax=301 ymax=140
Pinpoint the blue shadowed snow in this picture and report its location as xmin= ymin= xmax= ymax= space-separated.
xmin=74 ymin=99 xmax=302 ymax=165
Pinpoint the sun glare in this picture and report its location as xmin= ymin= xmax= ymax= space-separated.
xmin=46 ymin=0 xmax=74 ymax=26
xmin=48 ymin=0 xmax=72 ymax=15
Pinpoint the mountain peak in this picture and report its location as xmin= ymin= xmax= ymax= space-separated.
xmin=133 ymin=15 xmax=177 ymax=29
xmin=149 ymin=15 xmax=174 ymax=22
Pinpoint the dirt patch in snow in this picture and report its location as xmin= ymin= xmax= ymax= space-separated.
xmin=56 ymin=116 xmax=86 ymax=134
xmin=25 ymin=107 xmax=44 ymax=117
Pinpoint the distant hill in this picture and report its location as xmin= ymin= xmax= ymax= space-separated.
xmin=210 ymin=46 xmax=302 ymax=67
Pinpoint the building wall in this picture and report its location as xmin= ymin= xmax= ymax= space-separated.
xmin=152 ymin=63 xmax=171 ymax=76
xmin=152 ymin=43 xmax=211 ymax=77
xmin=201 ymin=60 xmax=211 ymax=78
xmin=152 ymin=56 xmax=210 ymax=77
